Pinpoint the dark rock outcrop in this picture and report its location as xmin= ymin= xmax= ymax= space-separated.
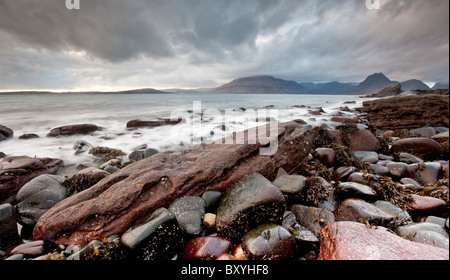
xmin=126 ymin=118 xmax=182 ymax=128
xmin=33 ymin=122 xmax=313 ymax=245
xmin=0 ymin=125 xmax=13 ymax=141
xmin=48 ymin=124 xmax=98 ymax=137
xmin=363 ymin=94 xmax=449 ymax=130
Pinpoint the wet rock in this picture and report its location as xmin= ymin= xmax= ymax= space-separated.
xmin=330 ymin=114 xmax=358 ymax=124
xmin=391 ymin=138 xmax=442 ymax=157
xmin=409 ymin=194 xmax=446 ymax=211
xmin=62 ymin=167 xmax=110 ymax=196
xmin=0 ymin=124 xmax=13 ymax=141
xmin=168 ymin=196 xmax=206 ymax=236
xmin=335 ymin=182 xmax=377 ymax=200
xmin=407 ymin=162 xmax=442 ymax=185
xmin=203 ymin=213 xmax=216 ymax=229
xmin=314 ymin=148 xmax=336 ymax=166
xmin=353 ymin=151 xmax=378 ymax=164
xmin=424 ymin=216 xmax=447 ymax=228
xmin=373 ymin=200 xmax=411 ymax=225
xmin=363 ymin=94 xmax=449 ymax=130
xmin=335 ymin=199 xmax=395 ymax=227
xmin=370 ymin=164 xmax=390 ymax=176
xmin=329 ymin=127 xmax=380 ymax=152
xmin=128 ymin=150 xmax=144 ymax=162
xmin=232 ymin=244 xmax=248 ymax=260
xmin=183 ymin=236 xmax=232 ymax=260
xmin=431 ymin=130 xmax=449 ymax=142
xmin=120 ymin=208 xmax=183 ymax=260
xmin=272 ymin=174 xmax=307 ymax=203
xmin=33 ymin=122 xmax=313 ymax=245
xmin=400 ymin=178 xmax=422 ymax=189
xmin=73 ymin=140 xmax=93 ymax=154
xmin=0 ymin=204 xmax=20 ymax=249
xmin=143 ymin=148 xmax=159 ymax=158
xmin=48 ymin=124 xmax=98 ymax=137
xmin=318 ymin=221 xmax=449 ymax=260
xmin=216 ymin=173 xmax=286 ymax=241
xmin=411 ymin=127 xmax=436 ymax=138
xmin=395 ymin=223 xmax=449 ymax=250
xmin=15 ymin=174 xmax=66 ymax=227
xmin=18 ymin=134 xmax=39 ymax=140
xmin=126 ymin=118 xmax=183 ymax=129
xmin=10 ymin=240 xmax=45 ymax=257
xmin=289 ymin=205 xmax=334 ymax=237
xmin=201 ymin=191 xmax=222 ymax=213
xmin=0 ymin=152 xmax=6 ymax=159
xmin=242 ymin=224 xmax=296 ymax=260
xmin=398 ymin=153 xmax=423 ymax=164
xmin=386 ymin=162 xmax=408 ymax=177
xmin=335 ymin=166 xmax=355 ymax=181
xmin=282 ymin=211 xmax=319 ymax=245
xmin=0 ymin=156 xmax=63 ymax=204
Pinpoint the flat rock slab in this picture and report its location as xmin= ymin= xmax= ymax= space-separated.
xmin=33 ymin=122 xmax=313 ymax=245
xmin=318 ymin=221 xmax=449 ymax=260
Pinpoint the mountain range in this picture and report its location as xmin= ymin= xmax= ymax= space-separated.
xmin=1 ymin=73 xmax=447 ymax=95
xmin=183 ymin=72 xmax=442 ymax=95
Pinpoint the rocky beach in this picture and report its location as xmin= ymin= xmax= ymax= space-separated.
xmin=0 ymin=87 xmax=449 ymax=261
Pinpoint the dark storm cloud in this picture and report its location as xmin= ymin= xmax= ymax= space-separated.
xmin=0 ymin=0 xmax=448 ymax=90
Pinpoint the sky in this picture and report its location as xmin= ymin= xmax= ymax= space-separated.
xmin=0 ymin=0 xmax=448 ymax=91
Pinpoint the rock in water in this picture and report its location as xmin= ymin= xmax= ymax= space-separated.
xmin=33 ymin=122 xmax=313 ymax=245
xmin=318 ymin=221 xmax=449 ymax=260
xmin=0 ymin=125 xmax=14 ymax=141
xmin=48 ymin=124 xmax=98 ymax=137
xmin=0 ymin=156 xmax=64 ymax=204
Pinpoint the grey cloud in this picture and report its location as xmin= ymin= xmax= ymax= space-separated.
xmin=0 ymin=0 xmax=448 ymax=90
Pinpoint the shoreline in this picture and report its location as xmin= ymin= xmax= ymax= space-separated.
xmin=0 ymin=93 xmax=448 ymax=261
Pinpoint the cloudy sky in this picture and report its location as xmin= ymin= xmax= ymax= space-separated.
xmin=0 ymin=0 xmax=448 ymax=91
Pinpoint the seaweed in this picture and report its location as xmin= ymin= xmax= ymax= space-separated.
xmin=299 ymin=176 xmax=334 ymax=207
xmin=63 ymin=174 xmax=103 ymax=196
xmin=89 ymin=146 xmax=126 ymax=163
xmin=312 ymin=126 xmax=337 ymax=148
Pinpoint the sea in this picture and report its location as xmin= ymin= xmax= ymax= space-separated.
xmin=0 ymin=92 xmax=369 ymax=174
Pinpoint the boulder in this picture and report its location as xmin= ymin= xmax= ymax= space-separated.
xmin=242 ymin=224 xmax=296 ymax=260
xmin=363 ymin=94 xmax=449 ymax=130
xmin=168 ymin=196 xmax=206 ymax=236
xmin=391 ymin=138 xmax=442 ymax=157
xmin=0 ymin=124 xmax=13 ymax=141
xmin=215 ymin=172 xmax=286 ymax=241
xmin=15 ymin=174 xmax=67 ymax=227
xmin=318 ymin=221 xmax=449 ymax=260
xmin=0 ymin=156 xmax=64 ymax=204
xmin=329 ymin=128 xmax=380 ymax=152
xmin=335 ymin=199 xmax=395 ymax=227
xmin=120 ymin=207 xmax=183 ymax=260
xmin=33 ymin=122 xmax=313 ymax=245
xmin=395 ymin=223 xmax=449 ymax=250
xmin=406 ymin=162 xmax=442 ymax=185
xmin=48 ymin=124 xmax=98 ymax=137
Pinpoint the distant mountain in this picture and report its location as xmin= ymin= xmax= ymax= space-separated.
xmin=400 ymin=79 xmax=430 ymax=91
xmin=344 ymin=73 xmax=393 ymax=95
xmin=300 ymin=81 xmax=356 ymax=94
xmin=0 ymin=88 xmax=171 ymax=95
xmin=432 ymin=82 xmax=450 ymax=90
xmin=210 ymin=75 xmax=310 ymax=94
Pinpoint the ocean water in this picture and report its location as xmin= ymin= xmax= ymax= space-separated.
xmin=0 ymin=92 xmax=367 ymax=172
